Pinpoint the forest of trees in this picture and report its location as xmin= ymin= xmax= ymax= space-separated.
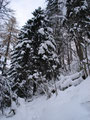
xmin=0 ymin=0 xmax=90 ymax=115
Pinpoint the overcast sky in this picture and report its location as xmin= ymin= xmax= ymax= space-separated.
xmin=10 ymin=0 xmax=46 ymax=27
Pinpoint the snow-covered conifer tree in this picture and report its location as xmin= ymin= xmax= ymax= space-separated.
xmin=9 ymin=7 xmax=59 ymax=98
xmin=65 ymin=0 xmax=90 ymax=76
xmin=46 ymin=0 xmax=67 ymax=68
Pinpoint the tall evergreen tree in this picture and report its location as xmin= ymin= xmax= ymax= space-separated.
xmin=46 ymin=0 xmax=67 ymax=68
xmin=65 ymin=0 xmax=90 ymax=76
xmin=9 ymin=7 xmax=59 ymax=98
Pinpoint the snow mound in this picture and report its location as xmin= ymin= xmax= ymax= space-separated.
xmin=41 ymin=77 xmax=90 ymax=120
xmin=1 ymin=77 xmax=90 ymax=120
xmin=57 ymin=72 xmax=84 ymax=90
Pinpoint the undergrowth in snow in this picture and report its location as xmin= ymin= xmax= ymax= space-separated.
xmin=0 ymin=76 xmax=90 ymax=120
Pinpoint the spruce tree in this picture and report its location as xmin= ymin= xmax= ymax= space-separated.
xmin=9 ymin=7 xmax=59 ymax=98
xmin=46 ymin=0 xmax=67 ymax=69
xmin=66 ymin=0 xmax=90 ymax=37
xmin=65 ymin=0 xmax=90 ymax=76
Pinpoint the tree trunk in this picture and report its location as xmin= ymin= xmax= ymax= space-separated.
xmin=33 ymin=79 xmax=37 ymax=95
xmin=74 ymin=38 xmax=88 ymax=77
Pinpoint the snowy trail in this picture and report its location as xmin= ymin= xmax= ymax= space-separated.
xmin=1 ymin=77 xmax=90 ymax=120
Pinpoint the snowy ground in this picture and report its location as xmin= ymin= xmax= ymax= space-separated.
xmin=0 ymin=76 xmax=90 ymax=120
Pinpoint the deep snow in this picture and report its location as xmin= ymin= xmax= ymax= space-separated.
xmin=0 ymin=76 xmax=90 ymax=120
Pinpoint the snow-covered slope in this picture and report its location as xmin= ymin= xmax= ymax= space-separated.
xmin=1 ymin=77 xmax=90 ymax=120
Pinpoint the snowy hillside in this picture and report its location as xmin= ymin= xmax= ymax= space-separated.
xmin=0 ymin=1 xmax=90 ymax=120
xmin=1 ymin=76 xmax=90 ymax=120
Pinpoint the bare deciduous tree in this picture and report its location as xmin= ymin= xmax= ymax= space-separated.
xmin=1 ymin=16 xmax=19 ymax=74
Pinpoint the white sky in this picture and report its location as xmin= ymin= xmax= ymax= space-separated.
xmin=10 ymin=0 xmax=46 ymax=27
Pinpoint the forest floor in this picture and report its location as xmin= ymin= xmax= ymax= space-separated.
xmin=0 ymin=76 xmax=90 ymax=120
